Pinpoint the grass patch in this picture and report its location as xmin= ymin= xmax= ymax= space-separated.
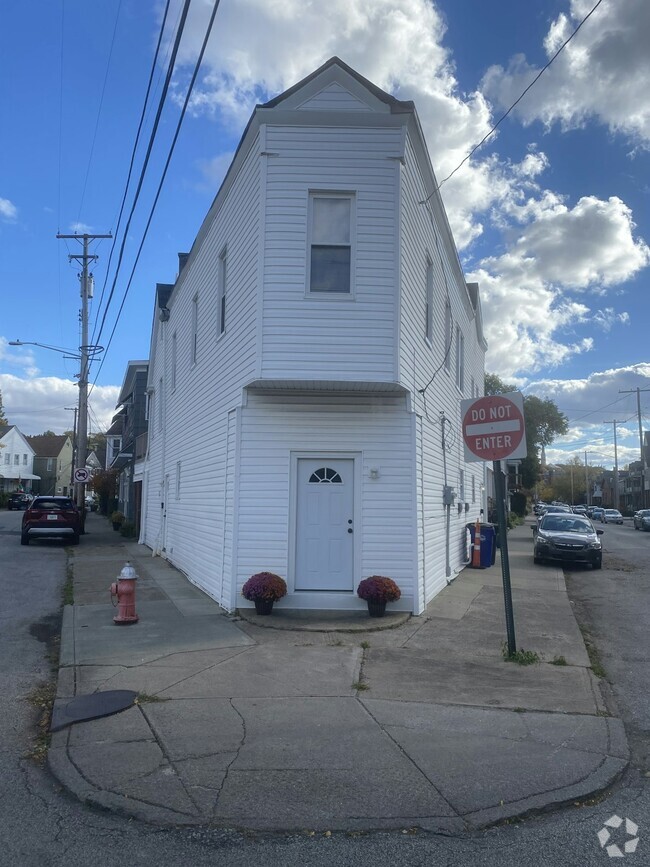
xmin=352 ymin=681 xmax=370 ymax=692
xmin=360 ymin=641 xmax=371 ymax=649
xmin=135 ymin=693 xmax=169 ymax=704
xmin=502 ymin=643 xmax=540 ymax=665
xmin=578 ymin=625 xmax=607 ymax=679
xmin=24 ymin=680 xmax=57 ymax=765
xmin=550 ymin=655 xmax=568 ymax=666
xmin=63 ymin=561 xmax=74 ymax=606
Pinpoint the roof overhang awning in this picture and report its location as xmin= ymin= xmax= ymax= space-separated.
xmin=0 ymin=471 xmax=41 ymax=480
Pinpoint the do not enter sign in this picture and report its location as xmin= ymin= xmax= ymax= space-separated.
xmin=461 ymin=392 xmax=527 ymax=462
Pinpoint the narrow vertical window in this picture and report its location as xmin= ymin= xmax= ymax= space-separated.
xmin=308 ymin=193 xmax=353 ymax=293
xmin=444 ymin=301 xmax=452 ymax=370
xmin=171 ymin=332 xmax=177 ymax=391
xmin=218 ymin=248 xmax=227 ymax=336
xmin=425 ymin=258 xmax=433 ymax=342
xmin=191 ymin=294 xmax=198 ymax=365
xmin=456 ymin=327 xmax=464 ymax=391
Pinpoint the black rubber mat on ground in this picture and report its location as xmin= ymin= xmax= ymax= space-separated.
xmin=50 ymin=690 xmax=138 ymax=732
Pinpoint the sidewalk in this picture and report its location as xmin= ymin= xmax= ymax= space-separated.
xmin=48 ymin=514 xmax=628 ymax=832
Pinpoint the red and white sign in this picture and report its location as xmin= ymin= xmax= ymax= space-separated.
xmin=461 ymin=392 xmax=527 ymax=462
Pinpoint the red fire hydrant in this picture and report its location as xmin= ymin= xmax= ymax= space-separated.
xmin=110 ymin=561 xmax=139 ymax=625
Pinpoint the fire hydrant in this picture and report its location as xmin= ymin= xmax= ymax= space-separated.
xmin=110 ymin=561 xmax=139 ymax=625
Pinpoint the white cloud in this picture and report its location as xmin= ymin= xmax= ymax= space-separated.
xmin=0 ymin=197 xmax=17 ymax=221
xmin=481 ymin=0 xmax=650 ymax=147
xmin=0 ymin=373 xmax=119 ymax=436
xmin=69 ymin=222 xmax=93 ymax=234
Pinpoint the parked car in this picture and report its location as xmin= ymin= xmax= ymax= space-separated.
xmin=633 ymin=509 xmax=650 ymax=531
xmin=533 ymin=502 xmax=547 ymax=516
xmin=85 ymin=494 xmax=98 ymax=512
xmin=536 ymin=503 xmax=571 ymax=525
xmin=602 ymin=508 xmax=623 ymax=524
xmin=590 ymin=507 xmax=605 ymax=522
xmin=572 ymin=505 xmax=587 ymax=515
xmin=21 ymin=496 xmax=81 ymax=546
xmin=533 ymin=513 xmax=603 ymax=569
xmin=7 ymin=492 xmax=31 ymax=510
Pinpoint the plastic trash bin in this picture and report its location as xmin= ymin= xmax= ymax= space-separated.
xmin=467 ymin=522 xmax=497 ymax=568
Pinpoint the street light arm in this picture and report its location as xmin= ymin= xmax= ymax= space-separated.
xmin=8 ymin=339 xmax=81 ymax=358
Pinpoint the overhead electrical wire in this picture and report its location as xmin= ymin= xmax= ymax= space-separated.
xmin=90 ymin=0 xmax=221 ymax=392
xmin=90 ymin=0 xmax=174 ymax=346
xmin=419 ymin=0 xmax=606 ymax=203
xmin=92 ymin=0 xmax=193 ymax=354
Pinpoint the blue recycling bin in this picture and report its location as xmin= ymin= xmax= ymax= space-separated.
xmin=467 ymin=522 xmax=497 ymax=568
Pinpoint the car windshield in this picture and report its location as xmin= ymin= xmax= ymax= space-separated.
xmin=540 ymin=517 xmax=593 ymax=534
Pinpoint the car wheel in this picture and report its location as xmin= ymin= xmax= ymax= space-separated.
xmin=534 ymin=555 xmax=542 ymax=565
xmin=70 ymin=534 xmax=80 ymax=546
xmin=593 ymin=558 xmax=602 ymax=570
xmin=20 ymin=534 xmax=29 ymax=546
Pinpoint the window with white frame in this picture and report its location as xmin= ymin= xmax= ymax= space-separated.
xmin=191 ymin=294 xmax=198 ymax=365
xmin=47 ymin=458 xmax=54 ymax=471
xmin=444 ymin=301 xmax=452 ymax=371
xmin=171 ymin=332 xmax=177 ymax=391
xmin=218 ymin=247 xmax=226 ymax=335
xmin=455 ymin=326 xmax=464 ymax=391
xmin=23 ymin=454 xmax=27 ymax=465
xmin=14 ymin=454 xmax=19 ymax=465
xmin=425 ymin=257 xmax=433 ymax=342
xmin=4 ymin=454 xmax=9 ymax=465
xmin=308 ymin=193 xmax=353 ymax=293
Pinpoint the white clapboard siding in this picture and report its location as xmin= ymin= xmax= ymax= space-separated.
xmin=142 ymin=134 xmax=262 ymax=607
xmin=260 ymin=124 xmax=401 ymax=382
xmin=236 ymin=393 xmax=416 ymax=611
xmin=297 ymin=82 xmax=374 ymax=112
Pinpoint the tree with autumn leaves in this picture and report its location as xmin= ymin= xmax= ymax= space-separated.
xmin=484 ymin=374 xmax=568 ymax=490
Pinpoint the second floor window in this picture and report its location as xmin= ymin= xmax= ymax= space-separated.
xmin=14 ymin=454 xmax=19 ymax=465
xmin=425 ymin=258 xmax=433 ymax=342
xmin=47 ymin=458 xmax=54 ymax=471
xmin=218 ymin=248 xmax=227 ymax=336
xmin=308 ymin=193 xmax=353 ymax=294
xmin=23 ymin=454 xmax=27 ymax=465
xmin=191 ymin=294 xmax=198 ymax=365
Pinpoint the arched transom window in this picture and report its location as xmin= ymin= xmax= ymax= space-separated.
xmin=309 ymin=467 xmax=342 ymax=484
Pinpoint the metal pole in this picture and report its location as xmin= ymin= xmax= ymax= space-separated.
xmin=604 ymin=420 xmax=619 ymax=510
xmin=493 ymin=459 xmax=517 ymax=656
xmin=619 ymin=386 xmax=650 ymax=509
xmin=66 ymin=406 xmax=78 ymax=491
xmin=585 ymin=451 xmax=590 ymax=506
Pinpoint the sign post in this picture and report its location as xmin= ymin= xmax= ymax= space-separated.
xmin=461 ymin=393 xmax=527 ymax=657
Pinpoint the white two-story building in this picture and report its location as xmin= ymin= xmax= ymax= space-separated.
xmin=141 ymin=57 xmax=487 ymax=614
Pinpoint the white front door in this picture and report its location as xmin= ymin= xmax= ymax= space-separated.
xmin=295 ymin=458 xmax=355 ymax=591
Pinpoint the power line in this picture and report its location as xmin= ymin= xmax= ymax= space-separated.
xmin=92 ymin=0 xmax=193 ymax=352
xmin=90 ymin=0 xmax=174 ymax=345
xmin=420 ymin=0 xmax=606 ymax=203
xmin=91 ymin=0 xmax=221 ymax=389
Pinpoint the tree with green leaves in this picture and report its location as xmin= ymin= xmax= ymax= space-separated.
xmin=0 ymin=389 xmax=7 ymax=425
xmin=484 ymin=373 xmax=568 ymax=489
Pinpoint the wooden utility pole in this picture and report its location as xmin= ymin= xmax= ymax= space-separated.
xmin=57 ymin=232 xmax=111 ymax=521
xmin=619 ymin=387 xmax=650 ymax=509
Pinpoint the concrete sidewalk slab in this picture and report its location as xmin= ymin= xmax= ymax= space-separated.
xmin=48 ymin=514 xmax=629 ymax=832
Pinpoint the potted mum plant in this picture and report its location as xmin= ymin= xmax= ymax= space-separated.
xmin=242 ymin=571 xmax=287 ymax=615
xmin=110 ymin=510 xmax=125 ymax=531
xmin=357 ymin=575 xmax=401 ymax=618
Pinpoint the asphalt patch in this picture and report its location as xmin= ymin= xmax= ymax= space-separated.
xmin=50 ymin=690 xmax=138 ymax=732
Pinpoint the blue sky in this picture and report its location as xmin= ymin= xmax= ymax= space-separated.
xmin=1 ymin=0 xmax=649 ymax=471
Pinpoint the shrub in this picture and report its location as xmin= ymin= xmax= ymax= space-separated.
xmin=111 ymin=511 xmax=125 ymax=524
xmin=120 ymin=520 xmax=136 ymax=538
xmin=357 ymin=576 xmax=401 ymax=603
xmin=242 ymin=572 xmax=287 ymax=602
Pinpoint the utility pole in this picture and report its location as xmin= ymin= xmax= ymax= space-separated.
xmin=57 ymin=232 xmax=111 ymax=522
xmin=604 ymin=419 xmax=620 ymax=510
xmin=585 ymin=451 xmax=590 ymax=506
xmin=619 ymin=387 xmax=650 ymax=509
xmin=65 ymin=406 xmax=78 ymax=492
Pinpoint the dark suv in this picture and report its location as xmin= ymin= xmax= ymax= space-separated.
xmin=7 ymin=492 xmax=31 ymax=510
xmin=21 ymin=496 xmax=81 ymax=545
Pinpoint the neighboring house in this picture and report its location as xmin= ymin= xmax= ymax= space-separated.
xmin=0 ymin=425 xmax=40 ymax=492
xmin=27 ymin=435 xmax=73 ymax=496
xmin=141 ymin=57 xmax=487 ymax=614
xmin=109 ymin=361 xmax=149 ymax=533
